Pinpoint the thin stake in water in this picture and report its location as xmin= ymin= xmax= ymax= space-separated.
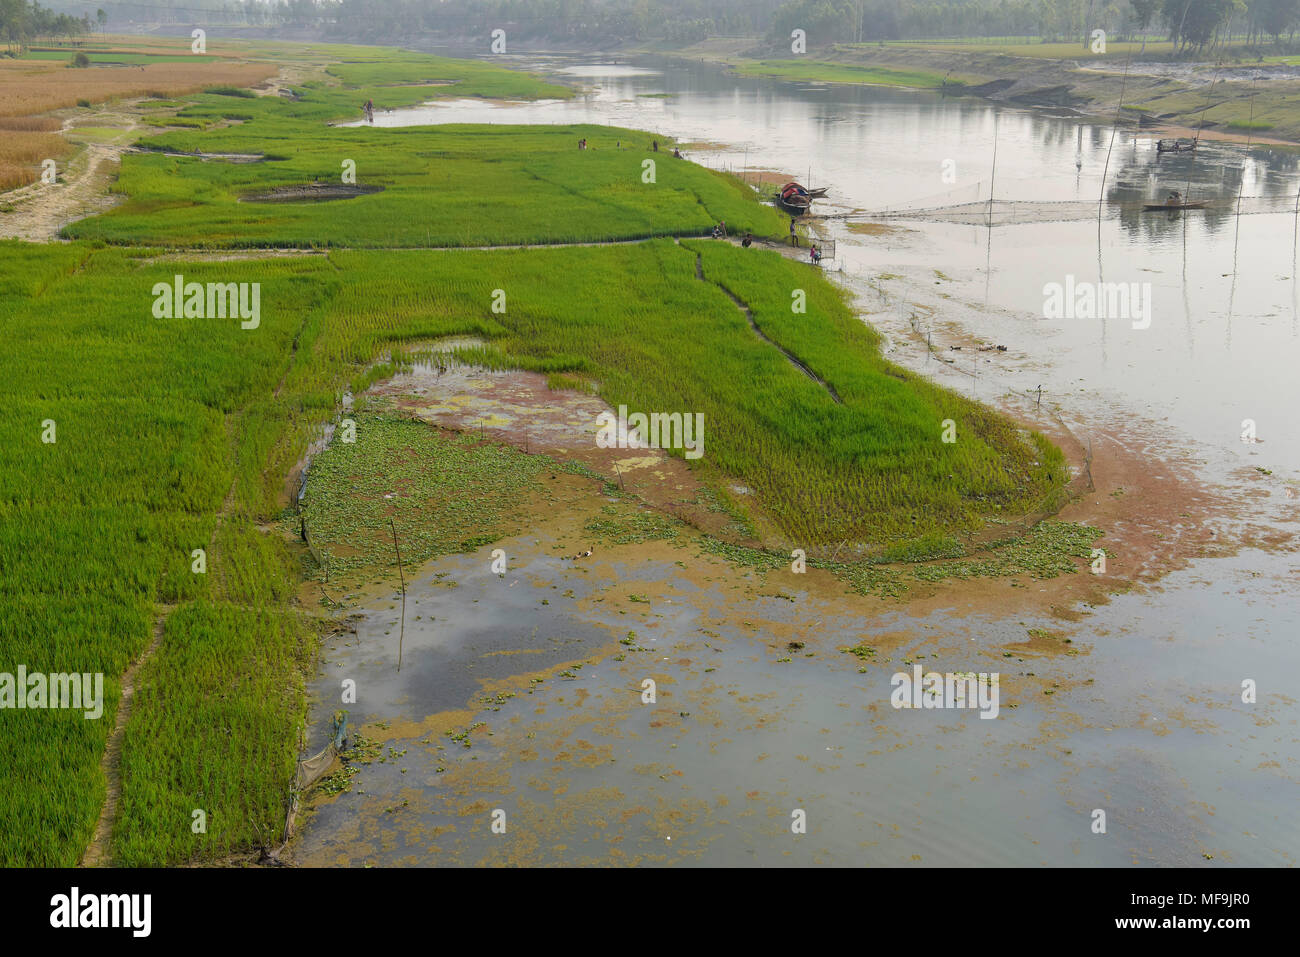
xmin=389 ymin=517 xmax=406 ymax=672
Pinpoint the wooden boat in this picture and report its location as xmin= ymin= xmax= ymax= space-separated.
xmin=777 ymin=181 xmax=812 ymax=215
xmin=1143 ymin=201 xmax=1207 ymax=210
xmin=808 ymin=187 xmax=829 ymax=198
xmin=779 ymin=193 xmax=811 ymax=214
xmin=1156 ymin=137 xmax=1197 ymax=153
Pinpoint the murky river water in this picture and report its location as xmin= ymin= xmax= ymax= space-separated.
xmin=298 ymin=57 xmax=1299 ymax=866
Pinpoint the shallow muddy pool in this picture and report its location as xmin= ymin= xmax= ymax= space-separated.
xmin=293 ymin=526 xmax=1296 ymax=866
xmin=298 ymin=56 xmax=1299 ymax=867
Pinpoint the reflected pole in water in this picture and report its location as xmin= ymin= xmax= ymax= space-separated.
xmin=1179 ymin=59 xmax=1224 ymax=358
xmin=1075 ymin=125 xmax=1083 ymax=193
xmin=1226 ymin=76 xmax=1259 ymax=350
xmin=1097 ymin=46 xmax=1134 ymax=368
xmin=984 ymin=110 xmax=998 ymax=306
xmin=1184 ymin=60 xmax=1223 ymax=206
xmin=1293 ymin=172 xmax=1299 ymax=335
xmin=1182 ymin=194 xmax=1195 ymax=358
xmin=1097 ymin=45 xmax=1133 ymax=220
xmin=389 ymin=518 xmax=406 ymax=673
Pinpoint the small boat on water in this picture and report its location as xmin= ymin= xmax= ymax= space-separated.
xmin=808 ymin=187 xmax=829 ymax=198
xmin=1156 ymin=137 xmax=1197 ymax=153
xmin=778 ymin=181 xmax=812 ymax=215
xmin=1143 ymin=201 xmax=1207 ymax=210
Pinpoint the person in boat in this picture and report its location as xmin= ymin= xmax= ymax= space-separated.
xmin=1166 ymin=190 xmax=1182 ymax=206
xmin=742 ymin=233 xmax=753 ymax=248
xmin=789 ymin=217 xmax=799 ymax=247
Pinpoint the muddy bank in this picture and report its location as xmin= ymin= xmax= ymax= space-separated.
xmin=242 ymin=183 xmax=384 ymax=203
xmin=369 ymin=362 xmax=749 ymax=541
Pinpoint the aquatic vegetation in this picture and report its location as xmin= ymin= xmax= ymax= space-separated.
xmin=300 ymin=414 xmax=551 ymax=580
xmin=586 ymin=502 xmax=685 ymax=546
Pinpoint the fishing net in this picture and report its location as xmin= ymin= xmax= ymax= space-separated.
xmin=875 ymin=199 xmax=1102 ymax=225
xmin=863 ymin=195 xmax=1296 ymax=226
xmin=294 ymin=710 xmax=348 ymax=791
xmin=295 ymin=746 xmax=338 ymax=790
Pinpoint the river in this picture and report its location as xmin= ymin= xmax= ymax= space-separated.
xmin=294 ymin=55 xmax=1299 ymax=867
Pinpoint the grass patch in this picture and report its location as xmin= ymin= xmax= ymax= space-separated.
xmin=730 ymin=59 xmax=953 ymax=89
xmin=299 ymin=413 xmax=551 ymax=579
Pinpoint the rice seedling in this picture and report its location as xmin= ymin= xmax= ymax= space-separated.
xmin=67 ymin=114 xmax=784 ymax=247
xmin=0 ymin=40 xmax=1070 ymax=868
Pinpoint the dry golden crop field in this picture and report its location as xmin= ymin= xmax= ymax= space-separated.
xmin=0 ymin=43 xmax=276 ymax=190
xmin=0 ymin=57 xmax=276 ymax=118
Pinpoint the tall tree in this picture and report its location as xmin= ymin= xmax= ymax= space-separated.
xmin=1131 ymin=0 xmax=1160 ymax=50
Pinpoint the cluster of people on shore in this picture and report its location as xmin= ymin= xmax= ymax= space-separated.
xmin=712 ymin=220 xmax=817 ymax=258
xmin=579 ymin=137 xmax=682 ymax=154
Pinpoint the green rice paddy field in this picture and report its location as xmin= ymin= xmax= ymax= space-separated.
xmin=1 ymin=42 xmax=1067 ymax=866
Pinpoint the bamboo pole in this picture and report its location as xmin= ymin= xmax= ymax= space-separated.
xmin=389 ymin=518 xmax=406 ymax=672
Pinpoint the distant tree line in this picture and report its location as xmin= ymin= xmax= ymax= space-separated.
xmin=311 ymin=0 xmax=791 ymax=45
xmin=769 ymin=0 xmax=1297 ymax=50
xmin=49 ymin=0 xmax=787 ymax=40
xmin=1 ymin=0 xmax=94 ymax=51
xmin=45 ymin=1 xmax=285 ymax=28
xmin=39 ymin=0 xmax=1300 ymax=53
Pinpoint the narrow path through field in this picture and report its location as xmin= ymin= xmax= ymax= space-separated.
xmin=131 ymin=234 xmax=825 ymax=258
xmin=79 ymin=607 xmax=171 ymax=867
xmin=0 ymin=122 xmax=136 ymax=242
xmin=690 ymin=248 xmax=843 ymax=404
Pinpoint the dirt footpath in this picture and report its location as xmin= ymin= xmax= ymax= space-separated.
xmin=0 ymin=125 xmax=132 ymax=243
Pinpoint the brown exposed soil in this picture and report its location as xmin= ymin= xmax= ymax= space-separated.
xmin=242 ymin=183 xmax=384 ymax=203
xmin=847 ymin=222 xmax=919 ymax=237
xmin=369 ymin=363 xmax=745 ymax=540
xmin=744 ymin=169 xmax=800 ymax=186
xmin=0 ymin=126 xmax=130 ymax=242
